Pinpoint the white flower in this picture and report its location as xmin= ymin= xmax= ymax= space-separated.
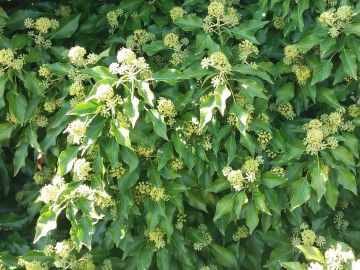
xmin=95 ymin=84 xmax=114 ymax=102
xmin=68 ymin=46 xmax=87 ymax=65
xmin=116 ymin=48 xmax=136 ymax=64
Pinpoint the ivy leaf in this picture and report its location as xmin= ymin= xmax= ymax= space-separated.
xmin=290 ymin=178 xmax=311 ymax=211
xmin=324 ymin=179 xmax=339 ymax=210
xmin=13 ymin=143 xmax=28 ymax=176
xmin=124 ymin=95 xmax=140 ymax=128
xmin=111 ymin=120 xmax=132 ymax=149
xmin=174 ymin=15 xmax=203 ymax=31
xmin=330 ymin=146 xmax=355 ymax=168
xmin=137 ymin=81 xmax=155 ymax=107
xmin=246 ymin=202 xmax=259 ymax=233
xmin=34 ymin=208 xmax=62 ymax=243
xmin=51 ymin=14 xmax=81 ymax=39
xmin=157 ymin=142 xmax=173 ymax=170
xmin=316 ymin=87 xmax=340 ymax=109
xmin=145 ymin=109 xmax=168 ymax=140
xmin=58 ymin=146 xmax=79 ymax=176
xmin=213 ymin=193 xmax=236 ymax=221
xmin=311 ymin=59 xmax=333 ymax=85
xmin=214 ymin=85 xmax=231 ymax=116
xmin=295 ymin=245 xmax=325 ymax=264
xmin=335 ymin=167 xmax=357 ymax=195
xmin=210 ymin=244 xmax=238 ymax=268
xmin=0 ymin=123 xmax=16 ymax=142
xmin=77 ymin=215 xmax=95 ymax=250
xmin=199 ymin=96 xmax=215 ymax=129
xmin=340 ymin=50 xmax=357 ymax=79
xmin=310 ymin=158 xmax=327 ymax=201
xmin=276 ymin=83 xmax=294 ymax=104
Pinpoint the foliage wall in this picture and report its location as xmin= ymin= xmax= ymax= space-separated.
xmin=0 ymin=0 xmax=360 ymax=269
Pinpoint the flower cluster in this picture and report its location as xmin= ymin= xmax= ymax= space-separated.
xmin=271 ymin=102 xmax=296 ymax=120
xmin=106 ymin=9 xmax=123 ymax=34
xmin=109 ymin=48 xmax=152 ymax=82
xmin=55 ymin=5 xmax=72 ymax=17
xmin=232 ymin=225 xmax=249 ymax=241
xmin=292 ymin=65 xmax=311 ymax=85
xmin=38 ymin=176 xmax=66 ymax=204
xmin=134 ymin=182 xmax=169 ymax=204
xmin=73 ymin=158 xmax=92 ymax=180
xmin=18 ymin=258 xmax=48 ymax=270
xmin=147 ymin=228 xmax=166 ymax=250
xmin=170 ymin=158 xmax=184 ymax=171
xmin=157 ymin=97 xmax=176 ymax=125
xmin=256 ymin=131 xmax=272 ymax=150
xmin=109 ymin=163 xmax=126 ymax=179
xmin=193 ymin=224 xmax=213 ymax=251
xmin=291 ymin=224 xmax=325 ymax=247
xmin=283 ymin=45 xmax=301 ymax=66
xmin=24 ymin=17 xmax=59 ymax=47
xmin=239 ymin=40 xmax=259 ymax=64
xmin=201 ymin=51 xmax=231 ymax=74
xmin=126 ymin=29 xmax=155 ymax=51
xmin=175 ymin=213 xmax=186 ymax=230
xmin=273 ymin=17 xmax=284 ymax=29
xmin=65 ymin=119 xmax=88 ymax=145
xmin=241 ymin=156 xmax=263 ymax=181
xmin=222 ymin=167 xmax=247 ymax=191
xmin=334 ymin=211 xmax=349 ymax=232
xmin=33 ymin=168 xmax=53 ymax=185
xmin=68 ymin=46 xmax=98 ymax=67
xmin=319 ymin=5 xmax=355 ymax=37
xmin=202 ymin=1 xmax=239 ymax=34
xmin=163 ymin=33 xmax=189 ymax=66
xmin=0 ymin=48 xmax=25 ymax=76
xmin=170 ymin=6 xmax=184 ymax=21
xmin=303 ymin=108 xmax=353 ymax=155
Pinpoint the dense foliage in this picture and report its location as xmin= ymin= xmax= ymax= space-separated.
xmin=1 ymin=0 xmax=360 ymax=269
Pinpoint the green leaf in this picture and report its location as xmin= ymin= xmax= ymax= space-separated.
xmin=310 ymin=158 xmax=328 ymax=201
xmin=58 ymin=146 xmax=79 ymax=176
xmin=254 ymin=192 xmax=271 ymax=215
xmin=77 ymin=216 xmax=95 ymax=250
xmin=0 ymin=123 xmax=16 ymax=142
xmin=290 ymin=178 xmax=311 ymax=211
xmin=205 ymin=178 xmax=230 ymax=193
xmin=224 ymin=134 xmax=236 ymax=164
xmin=111 ymin=120 xmax=132 ymax=149
xmin=122 ymin=147 xmax=139 ymax=172
xmin=281 ymin=262 xmax=306 ymax=270
xmin=262 ymin=172 xmax=287 ymax=188
xmin=13 ymin=143 xmax=28 ymax=176
xmin=324 ymin=179 xmax=339 ymax=210
xmin=344 ymin=23 xmax=360 ymax=36
xmin=238 ymin=78 xmax=267 ymax=100
xmin=145 ymin=109 xmax=168 ymax=140
xmin=157 ymin=142 xmax=173 ymax=170
xmin=199 ymin=96 xmax=215 ymax=129
xmin=174 ymin=15 xmax=203 ymax=31
xmin=311 ymin=59 xmax=333 ymax=85
xmin=232 ymin=20 xmax=269 ymax=44
xmin=0 ymin=212 xmax=28 ymax=229
xmin=124 ymin=95 xmax=140 ymax=128
xmin=246 ymin=202 xmax=259 ymax=233
xmin=276 ymin=83 xmax=294 ymax=104
xmin=214 ymin=85 xmax=231 ymax=116
xmin=316 ymin=87 xmax=340 ymax=108
xmin=335 ymin=166 xmax=357 ymax=195
xmin=232 ymin=64 xmax=274 ymax=84
xmin=340 ymin=49 xmax=357 ymax=79
xmin=51 ymin=14 xmax=81 ymax=39
xmin=6 ymin=90 xmax=27 ymax=125
xmin=136 ymin=81 xmax=155 ymax=106
xmin=330 ymin=146 xmax=355 ymax=168
xmin=34 ymin=209 xmax=60 ymax=243
xmin=210 ymin=244 xmax=238 ymax=268
xmin=295 ymin=245 xmax=325 ymax=263
xmin=81 ymin=66 xmax=117 ymax=81
xmin=213 ymin=193 xmax=236 ymax=221
xmin=153 ymin=69 xmax=183 ymax=85
xmin=142 ymin=40 xmax=166 ymax=56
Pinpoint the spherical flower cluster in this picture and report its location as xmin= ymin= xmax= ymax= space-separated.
xmin=0 ymin=48 xmax=24 ymax=74
xmin=0 ymin=48 xmax=14 ymax=66
xmin=55 ymin=5 xmax=72 ymax=17
xmin=348 ymin=104 xmax=360 ymax=118
xmin=107 ymin=9 xmax=123 ymax=33
xmin=170 ymin=158 xmax=184 ymax=171
xmin=256 ymin=131 xmax=272 ymax=150
xmin=0 ymin=19 xmax=7 ymax=34
xmin=24 ymin=17 xmax=59 ymax=34
xmin=38 ymin=65 xmax=51 ymax=78
xmin=135 ymin=145 xmax=154 ymax=158
xmin=65 ymin=119 xmax=88 ymax=145
xmin=334 ymin=211 xmax=349 ymax=231
xmin=44 ymin=100 xmax=62 ymax=113
xmin=208 ymin=1 xmax=225 ymax=17
xmin=232 ymin=225 xmax=249 ymax=241
xmin=164 ymin=33 xmax=180 ymax=49
xmin=30 ymin=114 xmax=48 ymax=127
xmin=224 ymin=168 xmax=245 ymax=191
xmin=134 ymin=182 xmax=169 ymax=204
xmin=241 ymin=157 xmax=263 ymax=182
xmin=283 ymin=45 xmax=301 ymax=65
xmin=109 ymin=163 xmax=126 ymax=179
xmin=274 ymin=17 xmax=284 ymax=29
xmin=95 ymin=84 xmax=114 ymax=103
xmin=74 ymin=253 xmax=96 ymax=270
xmin=308 ymin=262 xmax=324 ymax=270
xmin=68 ymin=46 xmax=87 ymax=66
xmin=324 ymin=244 xmax=354 ymax=270
xmin=193 ymin=224 xmax=213 ymax=251
xmin=126 ymin=30 xmax=155 ymax=50
xmin=18 ymin=259 xmax=48 ymax=270
xmin=239 ymin=40 xmax=259 ymax=63
xmin=95 ymin=191 xmax=115 ymax=209
xmin=33 ymin=168 xmax=52 ymax=185
xmin=301 ymin=229 xmax=316 ymax=245
xmin=201 ymin=52 xmax=231 ymax=73
xmin=39 ymin=179 xmax=66 ymax=204
xmin=170 ymin=6 xmax=184 ymax=21
xmin=116 ymin=48 xmax=136 ymax=64
xmin=271 ymin=166 xmax=286 ymax=178
xmin=157 ymin=97 xmax=176 ymax=122
xmin=319 ymin=6 xmax=355 ymax=37
xmin=55 ymin=240 xmax=73 ymax=258
xmin=271 ymin=102 xmax=296 ymax=120
xmin=148 ymin=228 xmax=166 ymax=250
xmin=73 ymin=158 xmax=91 ymax=180
xmin=292 ymin=65 xmax=311 ymax=85
xmin=175 ymin=213 xmax=186 ymax=230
